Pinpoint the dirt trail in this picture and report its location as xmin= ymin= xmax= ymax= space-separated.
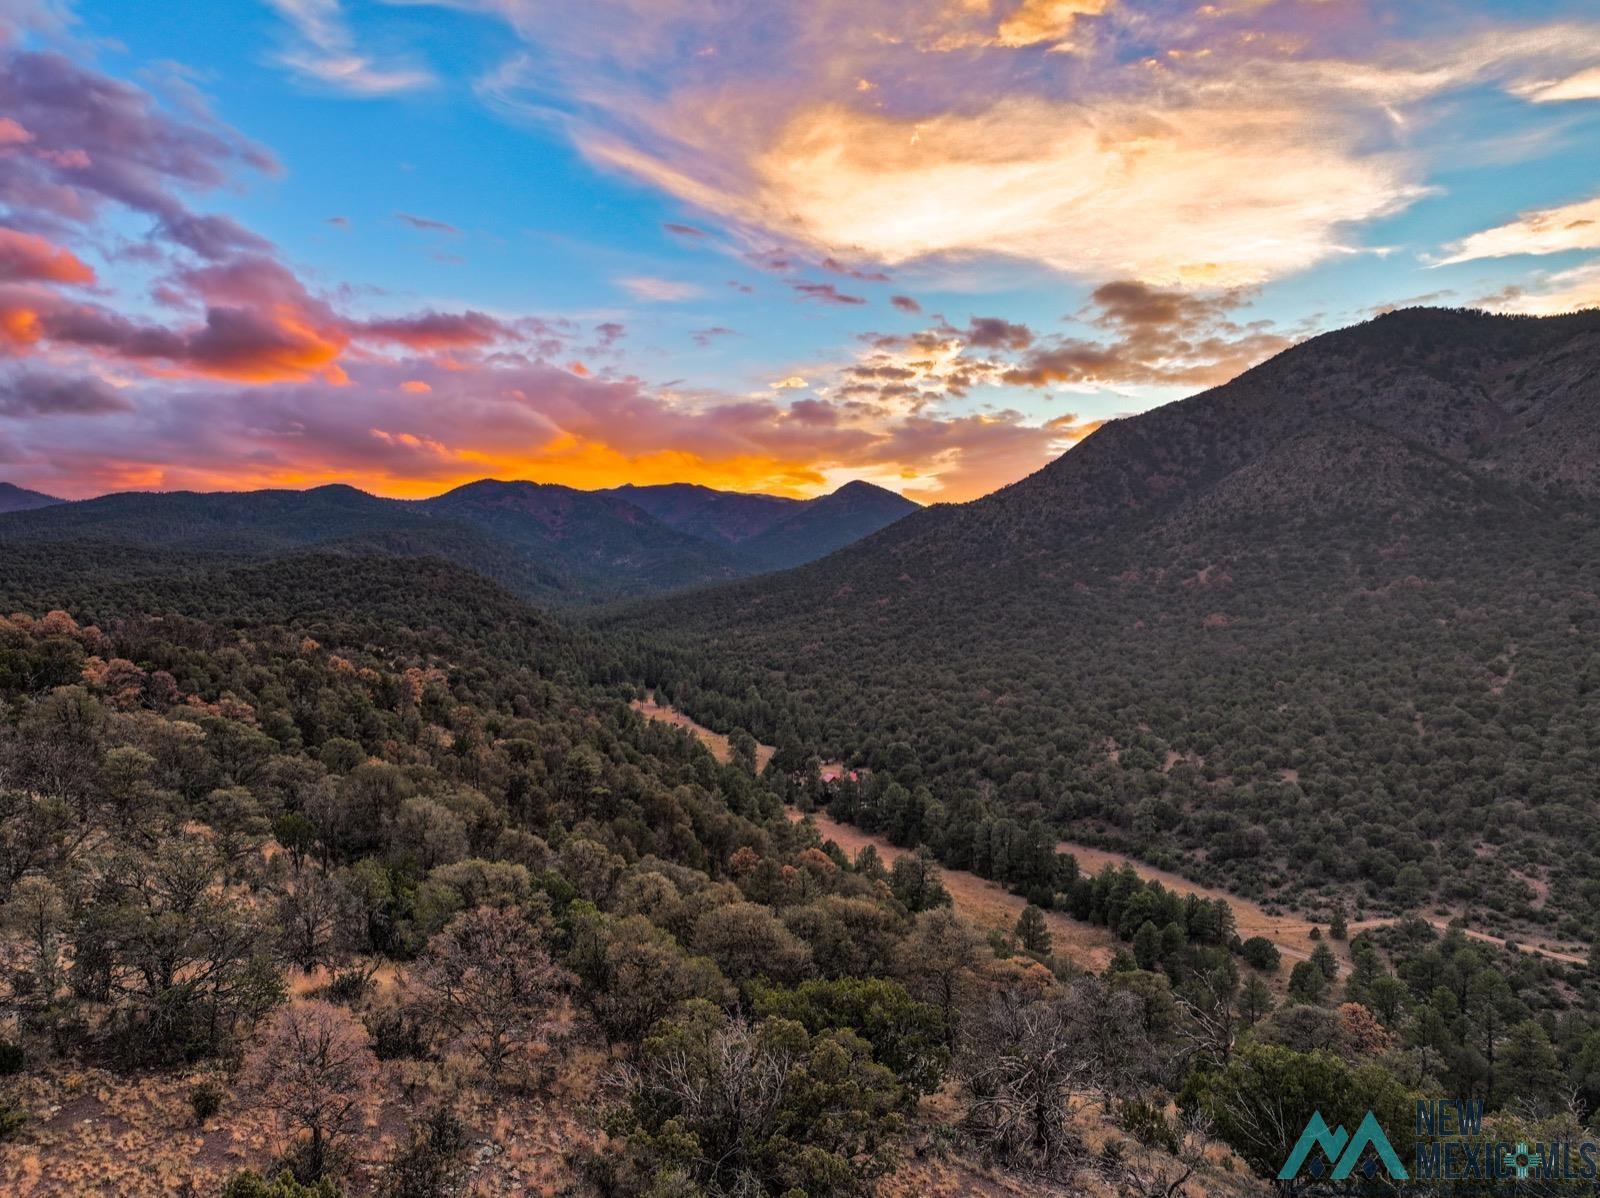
xmin=1057 ymin=841 xmax=1586 ymax=968
xmin=634 ymin=698 xmax=1588 ymax=971
xmin=788 ymin=806 xmax=1119 ymax=971
xmin=631 ymin=693 xmax=775 ymax=773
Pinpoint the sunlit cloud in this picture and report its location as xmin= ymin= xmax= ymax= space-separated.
xmin=1438 ymin=195 xmax=1600 ymax=264
xmin=471 ymin=2 xmax=1600 ymax=291
xmin=0 ymin=228 xmax=95 ymax=284
xmin=1481 ymin=262 xmax=1600 ymax=316
xmin=1514 ymin=65 xmax=1600 ymax=103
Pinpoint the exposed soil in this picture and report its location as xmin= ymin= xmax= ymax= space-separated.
xmin=630 ymin=693 xmax=776 ymax=772
xmin=790 ymin=806 xmax=1119 ymax=972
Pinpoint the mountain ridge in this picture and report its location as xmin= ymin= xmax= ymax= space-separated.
xmin=0 ymin=475 xmax=917 ymax=603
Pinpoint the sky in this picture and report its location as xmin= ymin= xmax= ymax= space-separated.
xmin=1 ymin=0 xmax=1599 ymax=503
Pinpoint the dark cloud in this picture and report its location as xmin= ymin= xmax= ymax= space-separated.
xmin=890 ymin=294 xmax=922 ymax=313
xmin=663 ymin=222 xmax=707 ymax=238
xmin=964 ymin=315 xmax=1033 ymax=350
xmin=357 ymin=310 xmax=509 ymax=349
xmin=821 ymin=256 xmax=890 ymax=283
xmin=692 ymin=325 xmax=736 ymax=346
xmin=792 ymin=281 xmax=866 ymax=306
xmin=0 ymin=370 xmax=134 ymax=417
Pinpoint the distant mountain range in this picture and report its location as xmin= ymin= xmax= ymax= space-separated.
xmin=0 ymin=477 xmax=917 ymax=603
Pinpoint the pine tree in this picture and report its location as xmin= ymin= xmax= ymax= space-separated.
xmin=1310 ymin=941 xmax=1339 ymax=981
xmin=1015 ymin=905 xmax=1053 ymax=956
xmin=1240 ymin=975 xmax=1274 ymax=1025
xmin=1329 ymin=906 xmax=1348 ymax=940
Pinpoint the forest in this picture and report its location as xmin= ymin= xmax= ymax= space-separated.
xmin=1 ymin=539 xmax=1598 ymax=1198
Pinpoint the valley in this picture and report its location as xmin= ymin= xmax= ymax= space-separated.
xmin=634 ymin=696 xmax=1592 ymax=973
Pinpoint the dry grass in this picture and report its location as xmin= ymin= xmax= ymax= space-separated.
xmin=0 ymin=1045 xmax=603 ymax=1197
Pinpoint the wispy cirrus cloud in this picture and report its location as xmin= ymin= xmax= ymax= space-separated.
xmin=266 ymin=0 xmax=434 ymax=96
xmin=618 ymin=275 xmax=703 ymax=301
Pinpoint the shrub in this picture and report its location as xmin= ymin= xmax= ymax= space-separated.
xmin=220 ymin=1171 xmax=344 ymax=1198
xmin=190 ymin=1079 xmax=225 ymax=1124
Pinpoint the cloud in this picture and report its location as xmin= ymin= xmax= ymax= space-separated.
xmin=356 ymin=310 xmax=510 ymax=349
xmin=266 ymin=0 xmax=434 ymax=96
xmin=473 ymin=1 xmax=1600 ymax=291
xmin=791 ymin=281 xmax=866 ymax=305
xmin=1438 ymin=195 xmax=1600 ymax=264
xmin=0 ymin=370 xmax=133 ymax=417
xmin=0 ymin=227 xmax=94 ymax=284
xmin=1480 ymin=261 xmax=1600 ymax=316
xmin=820 ymin=256 xmax=889 ymax=282
xmin=692 ymin=325 xmax=735 ymax=346
xmin=964 ymin=316 xmax=1033 ymax=350
xmin=0 ymin=353 xmax=1079 ymax=501
xmin=770 ymin=375 xmax=808 ymax=389
xmin=0 ymin=46 xmax=276 ymax=260
xmin=990 ymin=0 xmax=1111 ymax=50
xmin=1514 ymin=65 xmax=1600 ymax=103
xmin=619 ymin=275 xmax=702 ymax=301
xmin=663 ymin=222 xmax=708 ymax=238
xmin=395 ymin=211 xmax=460 ymax=234
xmin=890 ymin=294 xmax=922 ymax=314
xmin=1003 ymin=280 xmax=1291 ymax=387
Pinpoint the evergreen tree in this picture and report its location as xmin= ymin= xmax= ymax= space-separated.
xmin=1014 ymin=905 xmax=1053 ymax=956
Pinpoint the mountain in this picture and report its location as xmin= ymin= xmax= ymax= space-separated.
xmin=612 ymin=308 xmax=1600 ymax=928
xmin=604 ymin=482 xmax=800 ymax=544
xmin=736 ymin=479 xmax=923 ymax=569
xmin=419 ymin=479 xmax=750 ymax=596
xmin=0 ymin=481 xmax=62 ymax=514
xmin=603 ymin=479 xmax=918 ymax=568
xmin=0 ymin=476 xmax=915 ymax=603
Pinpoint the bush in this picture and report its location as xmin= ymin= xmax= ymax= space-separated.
xmin=0 ymin=1097 xmax=26 ymax=1141
xmin=379 ymin=1109 xmax=470 ymax=1198
xmin=220 ymin=1171 xmax=344 ymax=1198
xmin=190 ymin=1079 xmax=224 ymax=1124
xmin=324 ymin=968 xmax=372 ymax=1006
xmin=0 ymin=1040 xmax=25 ymax=1076
xmin=1240 ymin=936 xmax=1281 ymax=973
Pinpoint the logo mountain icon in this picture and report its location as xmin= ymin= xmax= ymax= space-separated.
xmin=1279 ymin=1110 xmax=1409 ymax=1181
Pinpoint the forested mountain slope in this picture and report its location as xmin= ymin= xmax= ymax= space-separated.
xmin=609 ymin=308 xmax=1600 ymax=940
xmin=0 ymin=542 xmax=1289 ymax=1197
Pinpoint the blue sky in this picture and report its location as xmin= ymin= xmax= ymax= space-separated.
xmin=2 ymin=0 xmax=1599 ymax=500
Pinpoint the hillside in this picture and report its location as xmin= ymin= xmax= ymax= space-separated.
xmin=0 ymin=482 xmax=61 ymax=514
xmin=0 ymin=544 xmax=1281 ymax=1198
xmin=0 ymin=477 xmax=916 ymax=604
xmin=609 ymin=308 xmax=1600 ymax=942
